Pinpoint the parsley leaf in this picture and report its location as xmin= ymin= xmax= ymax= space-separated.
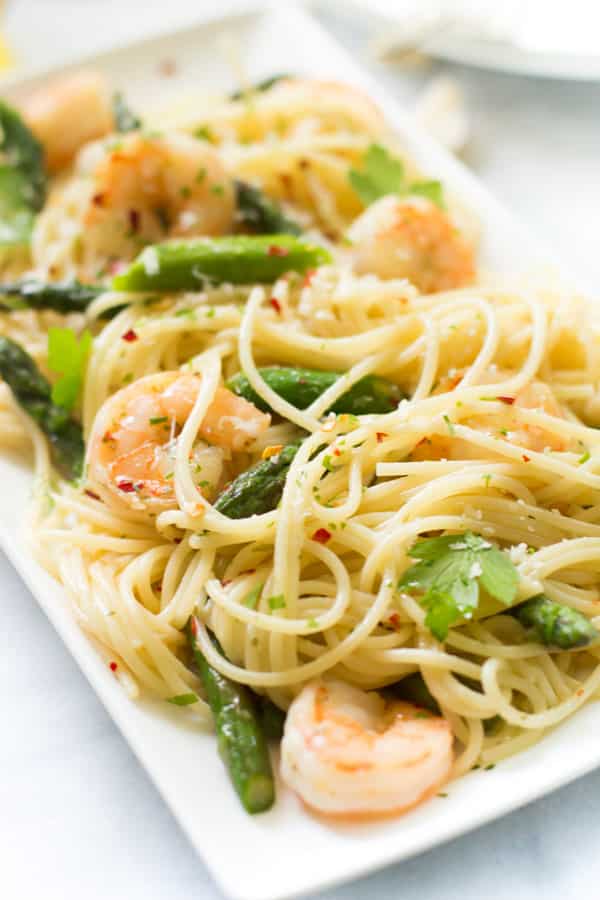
xmin=47 ymin=327 xmax=92 ymax=411
xmin=349 ymin=143 xmax=444 ymax=208
xmin=349 ymin=144 xmax=405 ymax=205
xmin=398 ymin=531 xmax=518 ymax=641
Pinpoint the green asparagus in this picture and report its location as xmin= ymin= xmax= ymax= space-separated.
xmin=112 ymin=235 xmax=330 ymax=292
xmin=235 ymin=180 xmax=302 ymax=236
xmin=227 ymin=366 xmax=404 ymax=416
xmin=111 ymin=92 xmax=142 ymax=133
xmin=186 ymin=618 xmax=275 ymax=814
xmin=0 ymin=278 xmax=103 ymax=314
xmin=259 ymin=697 xmax=286 ymax=742
xmin=513 ymin=594 xmax=599 ymax=650
xmin=0 ymin=336 xmax=84 ymax=479
xmin=229 ymin=74 xmax=291 ymax=101
xmin=0 ymin=101 xmax=46 ymax=248
xmin=389 ymin=672 xmax=441 ymax=714
xmin=214 ymin=442 xmax=300 ymax=519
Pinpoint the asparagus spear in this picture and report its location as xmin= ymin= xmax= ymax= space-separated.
xmin=214 ymin=442 xmax=300 ymax=519
xmin=235 ymin=180 xmax=302 ymax=236
xmin=111 ymin=92 xmax=142 ymax=133
xmin=388 ymin=672 xmax=441 ymax=714
xmin=0 ymin=101 xmax=46 ymax=248
xmin=513 ymin=594 xmax=599 ymax=650
xmin=186 ymin=618 xmax=275 ymax=814
xmin=112 ymin=235 xmax=331 ymax=292
xmin=259 ymin=697 xmax=286 ymax=742
xmin=227 ymin=366 xmax=404 ymax=417
xmin=229 ymin=73 xmax=291 ymax=101
xmin=0 ymin=336 xmax=84 ymax=479
xmin=0 ymin=278 xmax=103 ymax=314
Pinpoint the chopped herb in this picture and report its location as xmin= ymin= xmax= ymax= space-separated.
xmin=482 ymin=473 xmax=492 ymax=487
xmin=194 ymin=125 xmax=214 ymax=142
xmin=443 ymin=414 xmax=455 ymax=435
xmin=47 ymin=327 xmax=92 ymax=411
xmin=306 ymin=617 xmax=318 ymax=629
xmin=243 ymin=583 xmax=263 ymax=609
xmin=175 ymin=307 xmax=196 ymax=319
xmin=205 ymin=307 xmax=215 ymax=318
xmin=180 ymin=185 xmax=192 ymax=199
xmin=149 ymin=415 xmax=168 ymax=425
xmin=211 ymin=183 xmax=225 ymax=196
xmin=485 ymin=764 xmax=496 ymax=771
xmin=322 ymin=454 xmax=335 ymax=472
xmin=267 ymin=594 xmax=286 ymax=611
xmin=167 ymin=693 xmax=199 ymax=706
xmin=196 ymin=167 xmax=207 ymax=183
xmin=579 ymin=449 xmax=591 ymax=465
xmin=398 ymin=531 xmax=518 ymax=641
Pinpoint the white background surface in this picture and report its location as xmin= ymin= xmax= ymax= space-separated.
xmin=2 ymin=3 xmax=600 ymax=899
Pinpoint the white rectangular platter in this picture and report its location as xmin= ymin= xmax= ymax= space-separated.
xmin=1 ymin=5 xmax=599 ymax=900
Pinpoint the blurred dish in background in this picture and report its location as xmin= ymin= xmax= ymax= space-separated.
xmin=332 ymin=0 xmax=600 ymax=81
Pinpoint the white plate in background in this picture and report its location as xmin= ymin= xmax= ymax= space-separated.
xmin=333 ymin=0 xmax=600 ymax=81
xmin=0 ymin=5 xmax=597 ymax=900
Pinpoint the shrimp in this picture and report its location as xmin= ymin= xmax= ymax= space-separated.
xmin=280 ymin=680 xmax=453 ymax=818
xmin=87 ymin=371 xmax=270 ymax=512
xmin=76 ymin=132 xmax=235 ymax=261
xmin=21 ymin=71 xmax=114 ymax=173
xmin=347 ymin=194 xmax=475 ymax=293
xmin=412 ymin=374 xmax=569 ymax=462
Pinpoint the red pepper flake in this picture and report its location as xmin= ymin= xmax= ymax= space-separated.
xmin=189 ymin=616 xmax=198 ymax=636
xmin=302 ymin=268 xmax=316 ymax=287
xmin=122 ymin=328 xmax=138 ymax=342
xmin=107 ymin=258 xmax=127 ymax=276
xmin=388 ymin=613 xmax=402 ymax=630
xmin=333 ymin=447 xmax=341 ymax=457
xmin=158 ymin=58 xmax=177 ymax=77
xmin=128 ymin=209 xmax=140 ymax=233
xmin=116 ymin=478 xmax=136 ymax=493
xmin=92 ymin=192 xmax=105 ymax=207
xmin=522 ymin=454 xmax=531 ymax=463
xmin=267 ymin=244 xmax=289 ymax=257
xmin=498 ymin=396 xmax=515 ymax=405
xmin=221 ymin=578 xmax=233 ymax=587
xmin=109 ymin=661 xmax=118 ymax=672
xmin=577 ymin=688 xmax=584 ymax=697
xmin=376 ymin=432 xmax=388 ymax=443
xmin=312 ymin=527 xmax=332 ymax=544
xmin=84 ymin=489 xmax=101 ymax=501
xmin=269 ymin=297 xmax=282 ymax=314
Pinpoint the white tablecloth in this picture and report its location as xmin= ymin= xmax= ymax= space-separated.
xmin=3 ymin=3 xmax=600 ymax=899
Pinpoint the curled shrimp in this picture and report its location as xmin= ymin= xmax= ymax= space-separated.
xmin=87 ymin=371 xmax=270 ymax=512
xmin=414 ymin=374 xmax=569 ymax=462
xmin=280 ymin=680 xmax=453 ymax=818
xmin=348 ymin=194 xmax=475 ymax=294
xmin=76 ymin=131 xmax=235 ymax=261
xmin=21 ymin=71 xmax=114 ymax=173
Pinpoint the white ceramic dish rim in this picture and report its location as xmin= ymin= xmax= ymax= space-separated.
xmin=1 ymin=5 xmax=599 ymax=900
